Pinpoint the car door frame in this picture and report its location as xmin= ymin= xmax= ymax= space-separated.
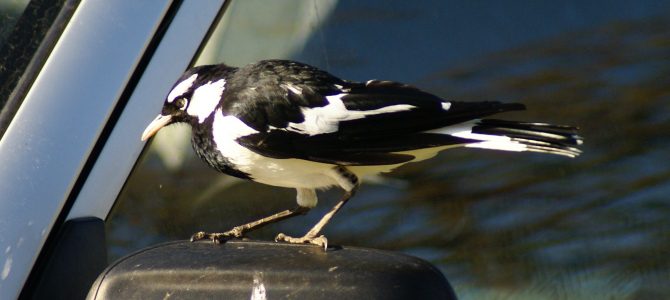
xmin=0 ymin=0 xmax=228 ymax=297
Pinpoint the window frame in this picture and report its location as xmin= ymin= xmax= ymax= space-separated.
xmin=0 ymin=1 xmax=229 ymax=297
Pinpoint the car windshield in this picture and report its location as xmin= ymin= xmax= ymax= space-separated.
xmin=110 ymin=0 xmax=670 ymax=298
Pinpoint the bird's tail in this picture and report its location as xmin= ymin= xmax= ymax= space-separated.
xmin=439 ymin=119 xmax=583 ymax=157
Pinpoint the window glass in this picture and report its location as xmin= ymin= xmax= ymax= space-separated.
xmin=110 ymin=0 xmax=670 ymax=298
xmin=0 ymin=0 xmax=30 ymax=46
xmin=0 ymin=0 xmax=72 ymax=136
xmin=0 ymin=0 xmax=31 ymax=111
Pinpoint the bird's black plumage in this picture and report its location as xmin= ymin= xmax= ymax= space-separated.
xmin=190 ymin=60 xmax=565 ymax=166
xmin=219 ymin=60 xmax=343 ymax=131
xmin=142 ymin=59 xmax=582 ymax=248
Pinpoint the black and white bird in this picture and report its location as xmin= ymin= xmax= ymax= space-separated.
xmin=142 ymin=59 xmax=582 ymax=249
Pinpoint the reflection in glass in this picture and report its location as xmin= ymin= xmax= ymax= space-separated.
xmin=109 ymin=1 xmax=670 ymax=298
xmin=0 ymin=0 xmax=30 ymax=47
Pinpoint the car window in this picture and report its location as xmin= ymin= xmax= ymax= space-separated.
xmin=0 ymin=0 xmax=32 ymax=113
xmin=0 ymin=1 xmax=30 ymax=49
xmin=0 ymin=0 xmax=77 ymax=137
xmin=109 ymin=0 xmax=670 ymax=298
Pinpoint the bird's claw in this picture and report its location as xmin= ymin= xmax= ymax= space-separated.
xmin=275 ymin=233 xmax=329 ymax=250
xmin=190 ymin=227 xmax=245 ymax=244
xmin=189 ymin=231 xmax=229 ymax=244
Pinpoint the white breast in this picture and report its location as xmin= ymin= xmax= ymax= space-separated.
xmin=211 ymin=110 xmax=340 ymax=189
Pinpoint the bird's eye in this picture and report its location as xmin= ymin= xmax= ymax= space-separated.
xmin=175 ymin=98 xmax=188 ymax=110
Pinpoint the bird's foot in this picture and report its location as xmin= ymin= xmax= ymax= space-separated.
xmin=190 ymin=227 xmax=245 ymax=244
xmin=275 ymin=233 xmax=328 ymax=250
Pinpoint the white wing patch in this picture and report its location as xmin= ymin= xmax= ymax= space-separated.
xmin=285 ymin=94 xmax=415 ymax=136
xmin=188 ymin=79 xmax=226 ymax=123
xmin=167 ymin=73 xmax=198 ymax=103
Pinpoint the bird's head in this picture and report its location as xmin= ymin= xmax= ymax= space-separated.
xmin=141 ymin=65 xmax=231 ymax=141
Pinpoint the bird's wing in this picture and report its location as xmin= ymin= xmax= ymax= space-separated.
xmin=227 ymin=79 xmax=525 ymax=166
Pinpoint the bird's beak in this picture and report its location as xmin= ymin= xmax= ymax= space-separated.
xmin=141 ymin=114 xmax=172 ymax=141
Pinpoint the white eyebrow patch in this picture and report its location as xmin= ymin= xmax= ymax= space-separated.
xmin=167 ymin=73 xmax=198 ymax=103
xmin=285 ymin=94 xmax=415 ymax=136
xmin=188 ymin=79 xmax=226 ymax=123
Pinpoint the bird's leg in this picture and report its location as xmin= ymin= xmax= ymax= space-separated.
xmin=276 ymin=166 xmax=360 ymax=250
xmin=275 ymin=189 xmax=357 ymax=249
xmin=191 ymin=206 xmax=310 ymax=243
